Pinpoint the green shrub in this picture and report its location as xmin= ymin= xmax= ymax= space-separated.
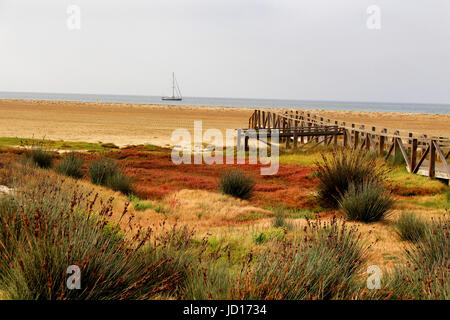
xmin=315 ymin=149 xmax=389 ymax=208
xmin=55 ymin=152 xmax=84 ymax=178
xmin=339 ymin=180 xmax=394 ymax=223
xmin=252 ymin=232 xmax=268 ymax=244
xmin=232 ymin=217 xmax=367 ymax=299
xmin=252 ymin=228 xmax=285 ymax=245
xmin=272 ymin=212 xmax=293 ymax=231
xmin=89 ymin=157 xmax=118 ymax=185
xmin=375 ymin=217 xmax=449 ymax=300
xmin=408 ymin=217 xmax=449 ymax=269
xmin=219 ymin=169 xmax=255 ymax=200
xmin=25 ymin=148 xmax=53 ymax=169
xmin=0 ymin=167 xmax=183 ymax=300
xmin=395 ymin=212 xmax=428 ymax=242
xmin=89 ymin=157 xmax=132 ymax=195
xmin=106 ymin=172 xmax=133 ymax=195
xmin=129 ymin=195 xmax=152 ymax=211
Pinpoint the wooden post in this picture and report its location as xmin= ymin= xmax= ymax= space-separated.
xmin=369 ymin=126 xmax=376 ymax=151
xmin=286 ymin=132 xmax=290 ymax=149
xmin=334 ymin=121 xmax=338 ymax=145
xmin=293 ymin=130 xmax=298 ymax=149
xmin=354 ymin=129 xmax=359 ymax=150
xmin=379 ymin=135 xmax=385 ymax=155
xmin=410 ymin=138 xmax=418 ymax=173
xmin=408 ymin=133 xmax=413 ymax=154
xmin=343 ymin=122 xmax=347 ymax=147
xmin=394 ymin=131 xmax=400 ymax=159
xmin=429 ymin=140 xmax=436 ymax=178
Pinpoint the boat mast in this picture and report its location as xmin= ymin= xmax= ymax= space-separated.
xmin=172 ymin=72 xmax=175 ymax=98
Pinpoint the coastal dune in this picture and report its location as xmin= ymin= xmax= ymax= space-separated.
xmin=0 ymin=99 xmax=449 ymax=147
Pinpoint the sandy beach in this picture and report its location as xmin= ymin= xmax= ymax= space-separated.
xmin=0 ymin=99 xmax=449 ymax=146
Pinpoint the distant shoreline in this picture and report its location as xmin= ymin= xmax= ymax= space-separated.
xmin=0 ymin=91 xmax=449 ymax=115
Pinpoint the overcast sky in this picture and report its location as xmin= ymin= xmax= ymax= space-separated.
xmin=0 ymin=0 xmax=449 ymax=104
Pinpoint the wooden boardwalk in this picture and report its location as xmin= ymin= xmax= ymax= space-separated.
xmin=242 ymin=109 xmax=450 ymax=184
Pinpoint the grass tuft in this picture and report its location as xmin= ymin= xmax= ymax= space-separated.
xmin=0 ymin=165 xmax=183 ymax=300
xmin=219 ymin=169 xmax=255 ymax=200
xmin=89 ymin=157 xmax=133 ymax=195
xmin=395 ymin=212 xmax=428 ymax=242
xmin=339 ymin=180 xmax=394 ymax=223
xmin=55 ymin=152 xmax=84 ymax=178
xmin=315 ymin=149 xmax=389 ymax=208
xmin=272 ymin=211 xmax=294 ymax=231
xmin=376 ymin=217 xmax=449 ymax=299
xmin=25 ymin=148 xmax=54 ymax=169
xmin=129 ymin=195 xmax=153 ymax=211
xmin=232 ymin=217 xmax=367 ymax=300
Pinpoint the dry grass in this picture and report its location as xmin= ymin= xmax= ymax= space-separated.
xmin=0 ymin=141 xmax=448 ymax=299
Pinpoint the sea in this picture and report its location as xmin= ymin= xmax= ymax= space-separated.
xmin=0 ymin=92 xmax=449 ymax=114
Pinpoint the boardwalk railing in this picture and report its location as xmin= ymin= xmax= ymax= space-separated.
xmin=247 ymin=109 xmax=450 ymax=182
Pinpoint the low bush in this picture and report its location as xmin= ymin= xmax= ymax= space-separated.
xmin=0 ymin=166 xmax=183 ymax=300
xmin=395 ymin=212 xmax=428 ymax=242
xmin=272 ymin=212 xmax=294 ymax=231
xmin=25 ymin=148 xmax=53 ymax=169
xmin=339 ymin=180 xmax=394 ymax=223
xmin=231 ymin=217 xmax=367 ymax=299
xmin=374 ymin=217 xmax=449 ymax=299
xmin=89 ymin=157 xmax=118 ymax=186
xmin=219 ymin=169 xmax=255 ymax=200
xmin=89 ymin=157 xmax=132 ymax=195
xmin=55 ymin=152 xmax=84 ymax=178
xmin=106 ymin=172 xmax=133 ymax=195
xmin=315 ymin=149 xmax=389 ymax=208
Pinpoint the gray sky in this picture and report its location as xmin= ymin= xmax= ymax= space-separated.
xmin=1 ymin=0 xmax=449 ymax=104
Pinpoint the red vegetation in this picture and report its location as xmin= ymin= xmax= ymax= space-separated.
xmin=0 ymin=146 xmax=319 ymax=210
xmin=106 ymin=148 xmax=317 ymax=209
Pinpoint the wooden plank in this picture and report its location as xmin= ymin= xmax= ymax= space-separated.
xmin=410 ymin=139 xmax=418 ymax=174
xmin=434 ymin=141 xmax=450 ymax=177
xmin=397 ymin=138 xmax=411 ymax=172
xmin=346 ymin=130 xmax=353 ymax=148
xmin=385 ymin=139 xmax=395 ymax=160
xmin=354 ymin=131 xmax=359 ymax=150
xmin=413 ymin=145 xmax=430 ymax=174
xmin=379 ymin=135 xmax=385 ymax=155
xmin=429 ymin=140 xmax=436 ymax=178
xmin=368 ymin=134 xmax=376 ymax=151
xmin=393 ymin=131 xmax=400 ymax=159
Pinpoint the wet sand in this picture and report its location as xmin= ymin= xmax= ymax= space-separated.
xmin=0 ymin=99 xmax=449 ymax=146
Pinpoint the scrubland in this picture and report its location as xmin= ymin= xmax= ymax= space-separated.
xmin=0 ymin=138 xmax=448 ymax=300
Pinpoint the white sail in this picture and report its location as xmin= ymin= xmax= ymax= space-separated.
xmin=162 ymin=73 xmax=182 ymax=101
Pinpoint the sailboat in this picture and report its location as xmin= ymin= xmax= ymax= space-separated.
xmin=162 ymin=72 xmax=183 ymax=101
